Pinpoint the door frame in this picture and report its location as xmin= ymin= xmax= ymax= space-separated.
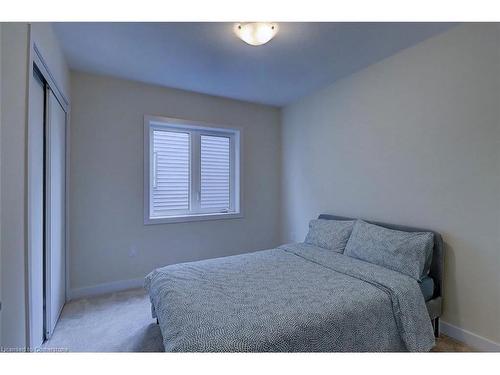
xmin=26 ymin=24 xmax=70 ymax=349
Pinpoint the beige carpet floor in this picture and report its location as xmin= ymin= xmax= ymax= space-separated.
xmin=42 ymin=288 xmax=164 ymax=352
xmin=42 ymin=288 xmax=474 ymax=352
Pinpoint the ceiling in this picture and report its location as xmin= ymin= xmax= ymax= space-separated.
xmin=54 ymin=22 xmax=455 ymax=107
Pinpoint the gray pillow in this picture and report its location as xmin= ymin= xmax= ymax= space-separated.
xmin=344 ymin=220 xmax=434 ymax=281
xmin=304 ymin=219 xmax=355 ymax=253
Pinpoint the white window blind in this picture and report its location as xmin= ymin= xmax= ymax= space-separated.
xmin=151 ymin=130 xmax=190 ymax=217
xmin=200 ymin=135 xmax=230 ymax=211
xmin=145 ymin=116 xmax=240 ymax=224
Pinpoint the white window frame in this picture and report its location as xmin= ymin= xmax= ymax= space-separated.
xmin=144 ymin=115 xmax=242 ymax=224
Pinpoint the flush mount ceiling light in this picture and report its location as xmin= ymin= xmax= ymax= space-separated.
xmin=234 ymin=22 xmax=279 ymax=46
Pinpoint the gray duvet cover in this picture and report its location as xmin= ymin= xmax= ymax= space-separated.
xmin=144 ymin=243 xmax=435 ymax=352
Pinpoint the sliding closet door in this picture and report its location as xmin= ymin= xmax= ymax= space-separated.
xmin=45 ymin=88 xmax=67 ymax=338
xmin=29 ymin=71 xmax=46 ymax=347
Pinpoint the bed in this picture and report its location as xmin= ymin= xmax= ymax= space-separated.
xmin=145 ymin=214 xmax=444 ymax=352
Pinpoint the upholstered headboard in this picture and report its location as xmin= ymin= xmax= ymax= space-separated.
xmin=318 ymin=214 xmax=444 ymax=301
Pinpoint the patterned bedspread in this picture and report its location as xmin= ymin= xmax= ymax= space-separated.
xmin=144 ymin=243 xmax=435 ymax=352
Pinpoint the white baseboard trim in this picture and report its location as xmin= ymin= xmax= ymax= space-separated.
xmin=441 ymin=320 xmax=500 ymax=352
xmin=69 ymin=278 xmax=144 ymax=300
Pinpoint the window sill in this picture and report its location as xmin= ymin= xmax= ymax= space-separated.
xmin=144 ymin=212 xmax=243 ymax=225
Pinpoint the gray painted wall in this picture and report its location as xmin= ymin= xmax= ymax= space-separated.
xmin=1 ymin=22 xmax=30 ymax=349
xmin=0 ymin=22 xmax=70 ymax=348
xmin=69 ymin=71 xmax=281 ymax=292
xmin=281 ymin=24 xmax=500 ymax=343
xmin=31 ymin=23 xmax=71 ymax=101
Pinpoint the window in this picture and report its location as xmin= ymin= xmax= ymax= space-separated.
xmin=144 ymin=115 xmax=241 ymax=224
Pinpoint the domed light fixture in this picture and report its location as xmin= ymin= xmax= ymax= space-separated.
xmin=234 ymin=22 xmax=278 ymax=46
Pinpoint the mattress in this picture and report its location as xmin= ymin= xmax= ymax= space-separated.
xmin=145 ymin=242 xmax=435 ymax=352
xmin=420 ymin=276 xmax=435 ymax=301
